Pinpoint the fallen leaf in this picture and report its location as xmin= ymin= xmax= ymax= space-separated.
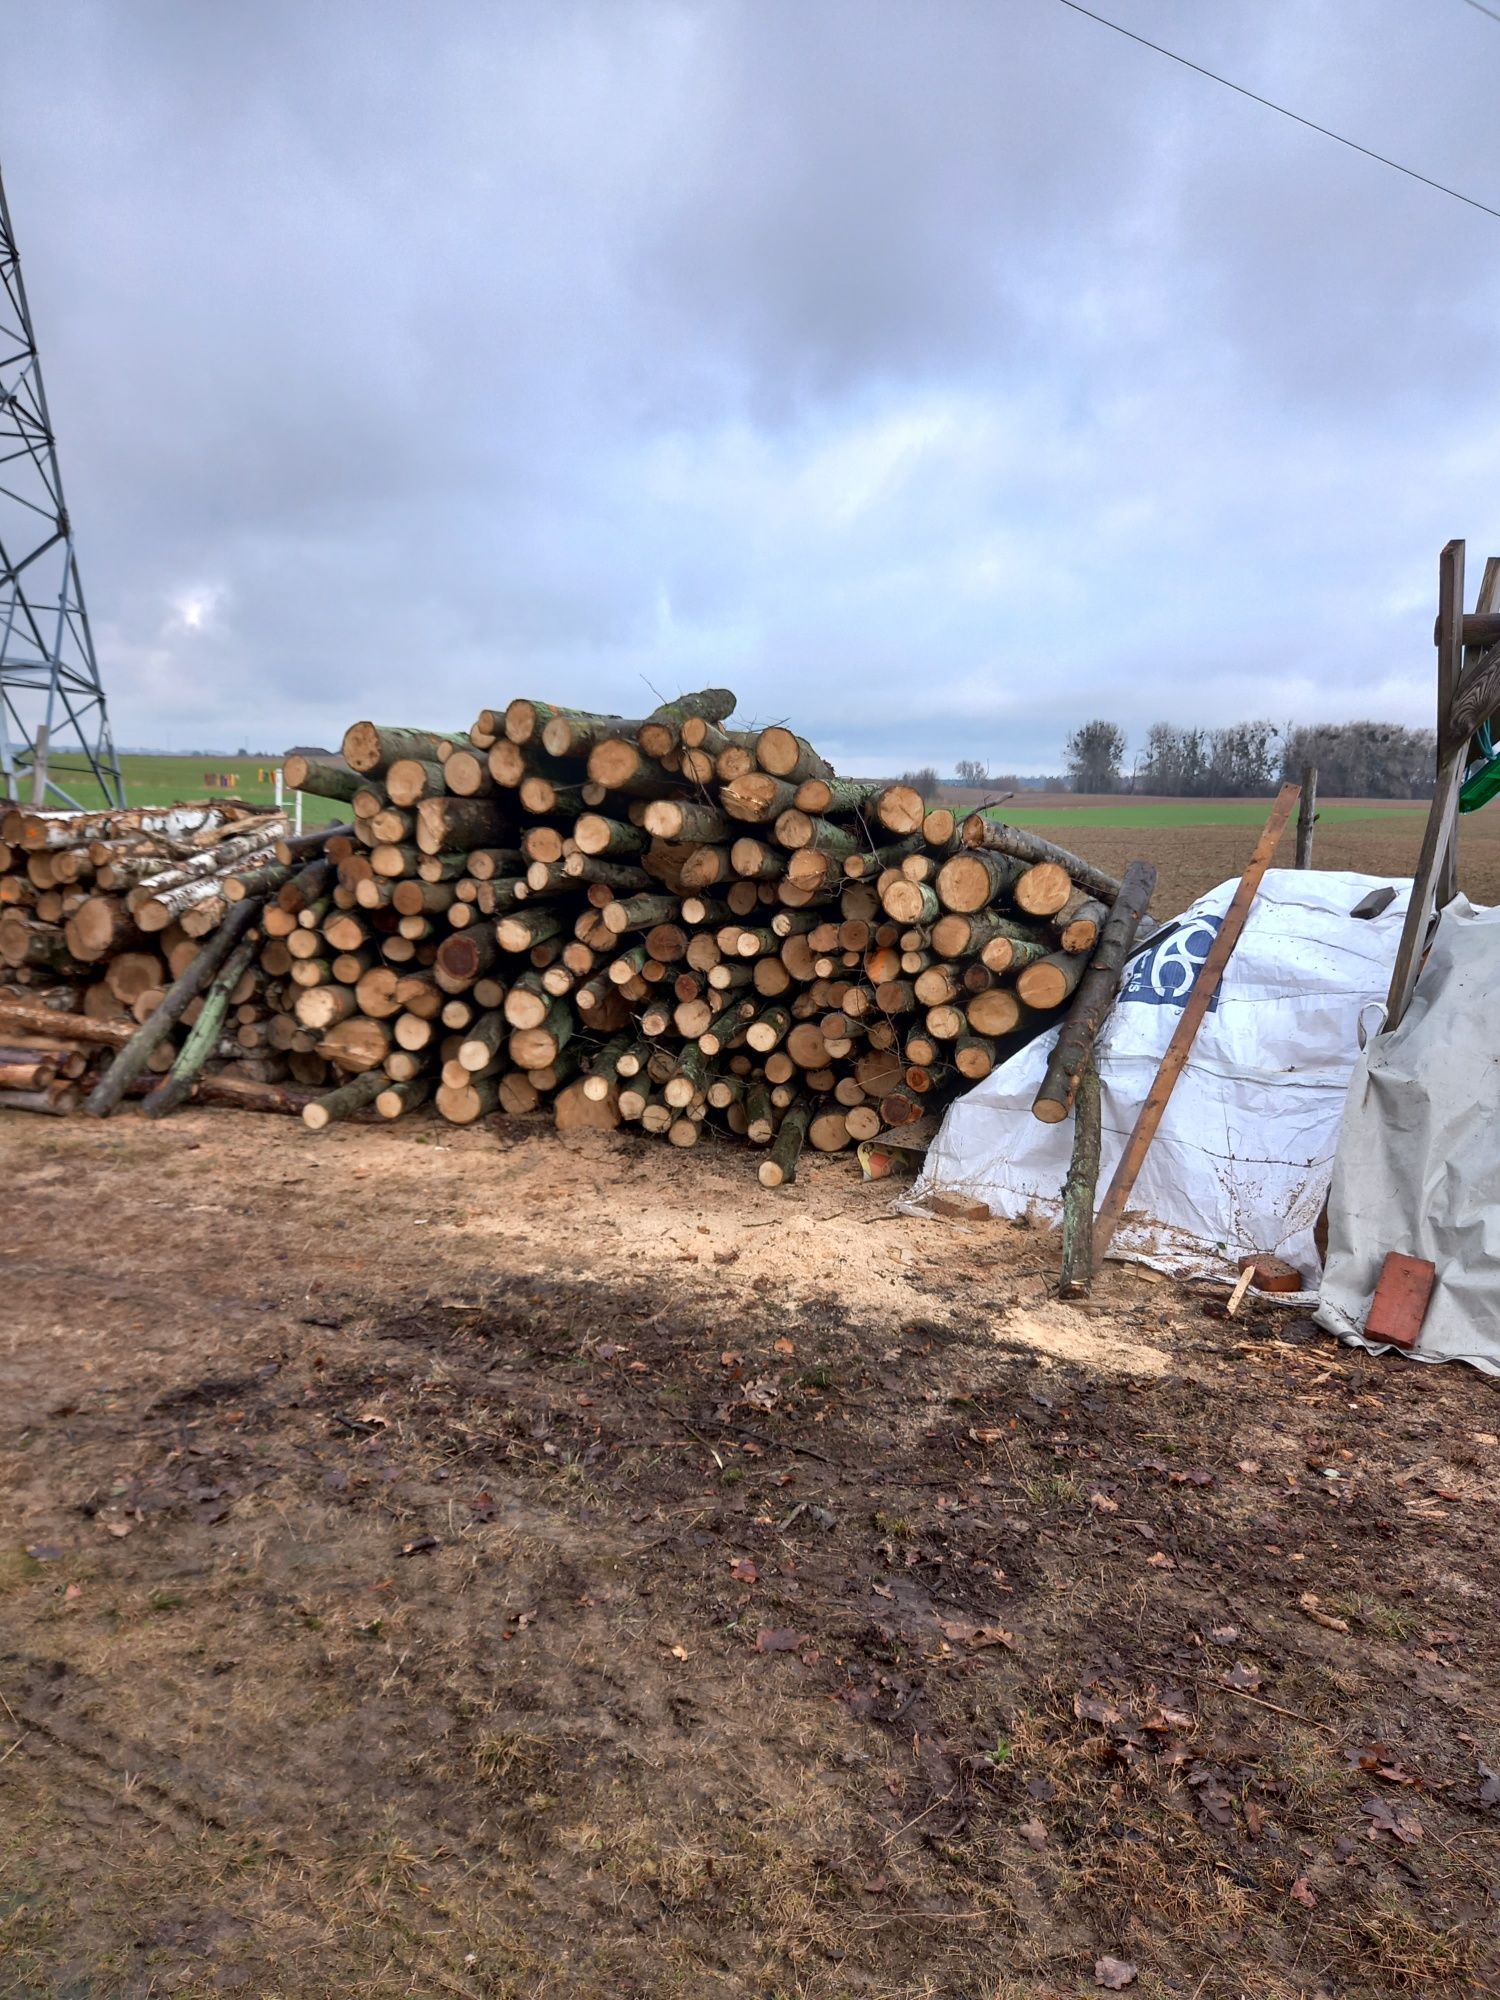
xmin=1347 ymin=1746 xmax=1421 ymax=1788
xmin=1223 ymin=1662 xmax=1262 ymax=1693
xmin=936 ymin=1616 xmax=1015 ymax=1650
xmin=1089 ymin=1491 xmax=1120 ymax=1513
xmin=730 ymin=1557 xmax=759 ymax=1585
xmin=1207 ymin=1625 xmax=1240 ymax=1645
xmin=1146 ymin=1551 xmax=1177 ymax=1570
xmin=773 ymin=1337 xmax=796 ymax=1357
xmin=756 ymin=1627 xmax=808 ymax=1653
xmin=1075 ymin=1692 xmax=1122 ymax=1728
xmin=1299 ymin=1591 xmax=1351 ymax=1634
xmin=1095 ymin=1956 xmax=1137 ymax=1989
xmin=1289 ymin=1876 xmax=1317 ymax=1908
xmin=25 ymin=1543 xmax=64 ymax=1562
xmin=1237 ymin=1458 xmax=1263 ymax=1475
xmin=669 ymin=1644 xmax=689 ymax=1661
xmin=106 ymin=1521 xmax=132 ymax=1539
xmin=1362 ymin=1796 xmax=1423 ymax=1844
xmin=1018 ymin=1816 xmax=1047 ymax=1849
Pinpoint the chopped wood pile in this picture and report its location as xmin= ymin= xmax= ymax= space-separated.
xmin=0 ymin=694 xmax=1137 ymax=1187
xmin=0 ymin=801 xmax=332 ymax=1115
xmin=271 ymin=694 xmax=1128 ymax=1183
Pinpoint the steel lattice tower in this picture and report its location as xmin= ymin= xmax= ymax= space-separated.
xmin=0 ymin=161 xmax=123 ymax=808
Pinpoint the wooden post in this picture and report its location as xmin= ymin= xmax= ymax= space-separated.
xmin=1294 ymin=765 xmax=1317 ymax=868
xmin=1058 ymin=1058 xmax=1101 ymax=1297
xmin=28 ymin=724 xmax=49 ymax=808
xmin=1386 ymin=541 xmax=1468 ymax=1032
xmin=1092 ymin=783 xmax=1299 ymax=1269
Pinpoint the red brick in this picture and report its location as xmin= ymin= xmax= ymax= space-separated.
xmin=1365 ymin=1253 xmax=1437 ymax=1350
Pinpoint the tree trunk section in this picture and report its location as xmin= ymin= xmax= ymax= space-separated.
xmin=303 ymin=1068 xmax=387 ymax=1130
xmin=1033 ymin=859 xmax=1156 ymax=1124
xmin=758 ymin=1096 xmax=812 ymax=1185
xmin=960 ymin=815 xmax=1122 ymax=903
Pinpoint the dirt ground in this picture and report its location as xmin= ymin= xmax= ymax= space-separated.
xmin=4 ymin=1104 xmax=1499 ymax=1998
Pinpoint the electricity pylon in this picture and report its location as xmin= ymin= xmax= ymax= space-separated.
xmin=0 ymin=161 xmax=123 ymax=808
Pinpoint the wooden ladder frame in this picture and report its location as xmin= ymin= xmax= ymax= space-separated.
xmin=1384 ymin=541 xmax=1500 ymax=1030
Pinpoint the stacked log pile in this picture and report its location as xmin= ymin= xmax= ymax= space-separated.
xmin=262 ymin=694 xmax=1131 ymax=1185
xmin=0 ymin=801 xmax=336 ymax=1113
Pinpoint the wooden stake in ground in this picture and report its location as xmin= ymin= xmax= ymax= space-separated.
xmin=1091 ymin=784 xmax=1299 ymax=1267
xmin=1032 ymin=860 xmax=1156 ymax=1124
xmin=1058 ymin=1058 xmax=1101 ymax=1299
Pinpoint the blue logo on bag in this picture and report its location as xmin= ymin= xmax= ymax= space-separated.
xmin=1120 ymin=914 xmax=1223 ymax=1010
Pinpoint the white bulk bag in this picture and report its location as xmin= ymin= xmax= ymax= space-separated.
xmin=906 ymin=869 xmax=1410 ymax=1285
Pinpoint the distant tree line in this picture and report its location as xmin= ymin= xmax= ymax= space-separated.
xmin=1060 ymin=719 xmax=1437 ymax=798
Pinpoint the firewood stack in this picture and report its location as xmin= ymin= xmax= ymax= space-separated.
xmin=268 ymin=692 xmax=1128 ymax=1186
xmin=0 ymin=801 xmax=336 ymax=1113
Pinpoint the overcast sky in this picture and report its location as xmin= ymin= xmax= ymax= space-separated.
xmin=4 ymin=0 xmax=1499 ymax=773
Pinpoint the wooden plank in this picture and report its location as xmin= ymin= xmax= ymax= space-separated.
xmin=1091 ymin=783 xmax=1300 ymax=1268
xmin=1364 ymin=1251 xmax=1436 ymax=1350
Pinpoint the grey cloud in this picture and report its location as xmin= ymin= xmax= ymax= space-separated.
xmin=4 ymin=0 xmax=1497 ymax=769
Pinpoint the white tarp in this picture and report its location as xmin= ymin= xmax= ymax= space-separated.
xmin=1317 ymin=895 xmax=1500 ymax=1373
xmin=907 ymin=869 xmax=1411 ymax=1286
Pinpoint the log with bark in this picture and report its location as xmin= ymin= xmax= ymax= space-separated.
xmin=1032 ymin=860 xmax=1156 ymax=1125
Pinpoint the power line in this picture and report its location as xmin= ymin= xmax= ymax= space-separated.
xmin=1461 ymin=0 xmax=1500 ymax=25
xmin=1049 ymin=0 xmax=1500 ymax=223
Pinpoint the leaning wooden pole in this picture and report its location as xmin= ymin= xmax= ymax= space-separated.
xmin=1092 ymin=784 xmax=1299 ymax=1268
xmin=1032 ymin=860 xmax=1156 ymax=1124
xmin=1058 ymin=1058 xmax=1101 ymax=1298
xmin=140 ymin=934 xmax=260 ymax=1119
xmin=83 ymin=896 xmax=264 ymax=1117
